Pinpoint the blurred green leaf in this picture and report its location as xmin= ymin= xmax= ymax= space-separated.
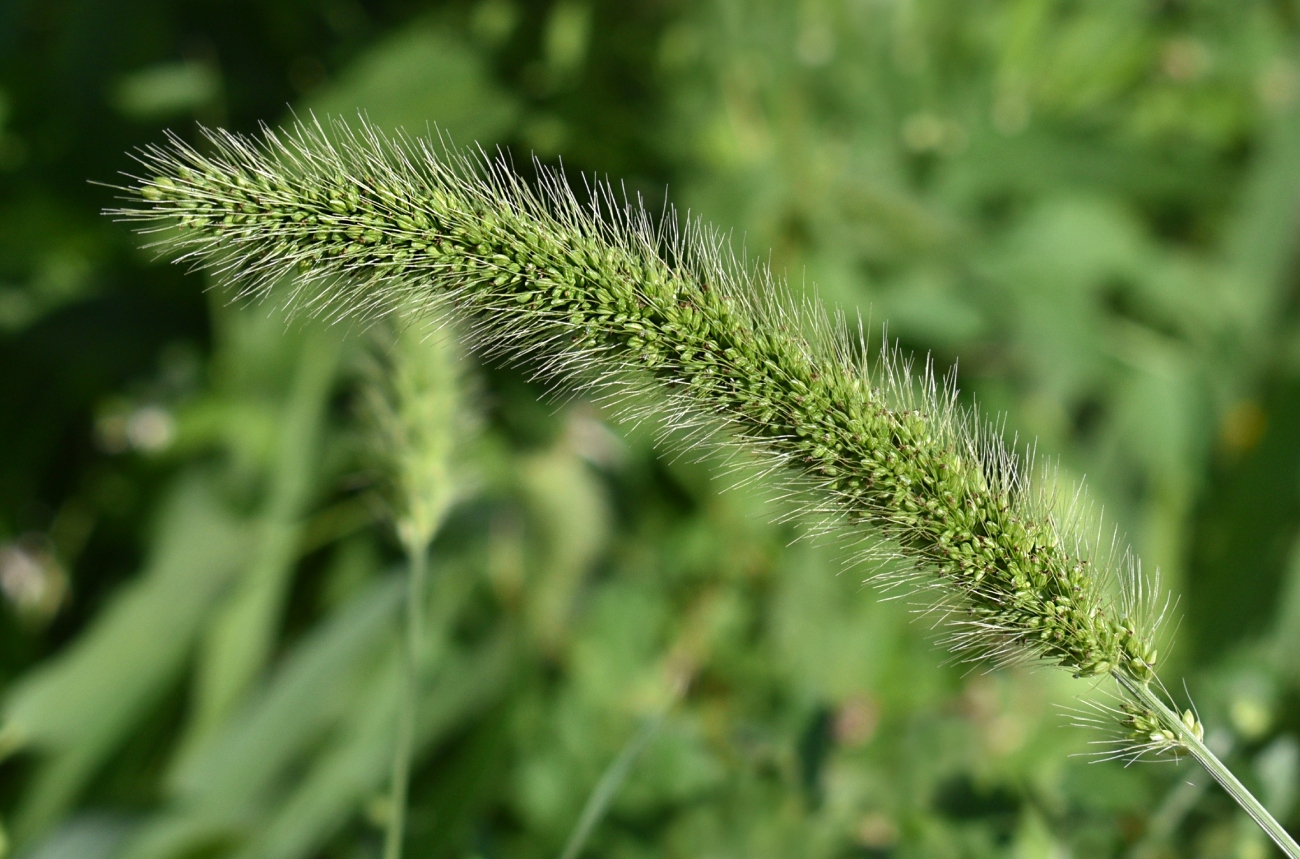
xmin=110 ymin=61 xmax=221 ymax=120
xmin=304 ymin=20 xmax=517 ymax=144
xmin=117 ymin=576 xmax=404 ymax=859
xmin=21 ymin=815 xmax=129 ymax=859
xmin=243 ymin=632 xmax=513 ymax=859
xmin=2 ymin=478 xmax=248 ymax=843
xmin=179 ymin=321 xmax=343 ymax=755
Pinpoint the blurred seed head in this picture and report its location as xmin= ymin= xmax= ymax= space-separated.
xmin=366 ymin=309 xmax=476 ymax=553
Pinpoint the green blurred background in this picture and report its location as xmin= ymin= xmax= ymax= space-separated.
xmin=2 ymin=1 xmax=1300 ymax=856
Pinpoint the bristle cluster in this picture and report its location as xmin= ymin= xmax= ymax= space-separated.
xmin=113 ymin=118 xmax=1164 ymax=694
xmin=1068 ymin=690 xmax=1206 ymax=765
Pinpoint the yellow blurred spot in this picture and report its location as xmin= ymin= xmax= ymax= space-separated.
xmin=1230 ymin=696 xmax=1273 ymax=741
xmin=127 ymin=405 xmax=176 ymax=453
xmin=1220 ymin=401 xmax=1266 ymax=455
xmin=902 ymin=112 xmax=967 ymax=155
xmin=472 ymin=0 xmax=519 ymax=45
xmin=833 ymin=694 xmax=879 ymax=748
xmin=364 ymin=794 xmax=394 ymax=827
xmin=902 ymin=113 xmax=945 ymax=152
xmin=1258 ymin=59 xmax=1300 ymax=111
xmin=856 ymin=812 xmax=898 ymax=849
xmin=96 ymin=402 xmax=176 ymax=454
xmin=544 ymin=1 xmax=592 ymax=79
xmin=1161 ymin=37 xmax=1211 ymax=84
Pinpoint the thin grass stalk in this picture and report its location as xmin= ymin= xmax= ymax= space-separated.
xmin=1118 ymin=675 xmax=1300 ymax=857
xmin=557 ymin=707 xmax=669 ymax=859
xmin=383 ymin=540 xmax=429 ymax=859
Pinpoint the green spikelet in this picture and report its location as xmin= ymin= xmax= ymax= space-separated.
xmin=116 ymin=119 xmax=1162 ymax=715
xmin=113 ymin=119 xmax=1166 ymax=683
xmin=366 ymin=307 xmax=470 ymax=555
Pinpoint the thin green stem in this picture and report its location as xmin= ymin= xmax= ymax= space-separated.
xmin=1117 ymin=673 xmax=1300 ymax=859
xmin=383 ymin=540 xmax=430 ymax=859
xmin=558 ymin=707 xmax=669 ymax=859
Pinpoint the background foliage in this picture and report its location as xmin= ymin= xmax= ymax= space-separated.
xmin=2 ymin=1 xmax=1300 ymax=857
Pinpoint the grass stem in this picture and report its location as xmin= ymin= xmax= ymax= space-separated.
xmin=558 ymin=708 xmax=669 ymax=859
xmin=383 ymin=540 xmax=430 ymax=859
xmin=1119 ymin=674 xmax=1300 ymax=859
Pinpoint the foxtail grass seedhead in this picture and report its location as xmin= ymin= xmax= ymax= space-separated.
xmin=365 ymin=308 xmax=473 ymax=554
xmin=111 ymin=117 xmax=1165 ymax=686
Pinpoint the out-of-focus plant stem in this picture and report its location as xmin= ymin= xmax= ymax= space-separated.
xmin=383 ymin=537 xmax=430 ymax=859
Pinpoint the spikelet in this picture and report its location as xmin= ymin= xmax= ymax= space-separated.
xmin=364 ymin=306 xmax=473 ymax=554
xmin=111 ymin=117 xmax=1173 ymax=729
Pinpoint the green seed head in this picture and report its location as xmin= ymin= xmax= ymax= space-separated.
xmin=108 ymin=116 xmax=1169 ymax=703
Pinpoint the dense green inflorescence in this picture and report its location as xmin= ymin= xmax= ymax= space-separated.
xmin=366 ymin=309 xmax=469 ymax=555
xmin=119 ymin=120 xmax=1161 ymax=691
